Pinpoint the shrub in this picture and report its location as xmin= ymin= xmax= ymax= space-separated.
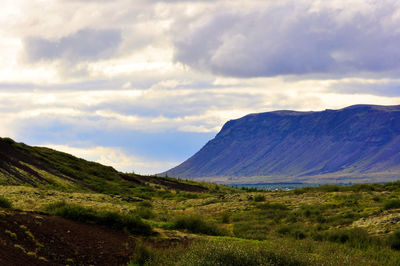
xmin=384 ymin=199 xmax=400 ymax=210
xmin=233 ymin=221 xmax=269 ymax=240
xmin=133 ymin=207 xmax=155 ymax=219
xmin=257 ymin=202 xmax=288 ymax=211
xmin=323 ymin=228 xmax=375 ymax=248
xmin=351 ymin=183 xmax=376 ymax=192
xmin=45 ymin=201 xmax=153 ymax=235
xmin=372 ymin=196 xmax=381 ymax=202
xmin=276 ymin=225 xmax=292 ymax=235
xmin=319 ymin=185 xmax=341 ymax=192
xmin=293 ymin=230 xmax=307 ymax=240
xmin=138 ymin=201 xmax=153 ymax=208
xmin=254 ymin=195 xmax=266 ymax=202
xmin=300 ymin=204 xmax=322 ymax=218
xmin=276 ymin=225 xmax=307 ymax=240
xmin=0 ymin=195 xmax=12 ymax=209
xmin=334 ymin=193 xmax=361 ymax=207
xmin=3 ymin=137 xmax=15 ymax=144
xmin=328 ymin=212 xmax=359 ymax=226
xmin=222 ymin=213 xmax=230 ymax=223
xmin=129 ymin=243 xmax=154 ymax=266
xmin=173 ymin=215 xmax=225 ymax=236
xmin=389 ymin=231 xmax=400 ymax=250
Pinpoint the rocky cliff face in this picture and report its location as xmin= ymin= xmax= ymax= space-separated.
xmin=165 ymin=105 xmax=400 ymax=183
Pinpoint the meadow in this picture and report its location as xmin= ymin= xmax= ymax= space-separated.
xmin=2 ymin=180 xmax=400 ymax=265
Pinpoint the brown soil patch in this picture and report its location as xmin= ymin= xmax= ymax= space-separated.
xmin=0 ymin=210 xmax=136 ymax=265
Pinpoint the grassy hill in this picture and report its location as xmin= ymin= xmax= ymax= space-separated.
xmin=0 ymin=137 xmax=210 ymax=196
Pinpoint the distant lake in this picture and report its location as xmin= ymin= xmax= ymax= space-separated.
xmin=229 ymin=182 xmax=354 ymax=191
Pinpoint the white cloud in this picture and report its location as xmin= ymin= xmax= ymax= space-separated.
xmin=1 ymin=77 xmax=400 ymax=138
xmin=43 ymin=144 xmax=177 ymax=174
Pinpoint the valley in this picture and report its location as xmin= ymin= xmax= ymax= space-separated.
xmin=3 ymin=177 xmax=400 ymax=265
xmin=1 ymin=131 xmax=400 ymax=265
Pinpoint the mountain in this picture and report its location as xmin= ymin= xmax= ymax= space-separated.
xmin=0 ymin=137 xmax=207 ymax=194
xmin=165 ymin=104 xmax=400 ymax=184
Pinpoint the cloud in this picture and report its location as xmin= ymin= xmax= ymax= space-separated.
xmin=172 ymin=0 xmax=400 ymax=77
xmin=328 ymin=78 xmax=400 ymax=97
xmin=24 ymin=28 xmax=122 ymax=63
xmin=42 ymin=144 xmax=177 ymax=174
xmin=1 ymin=0 xmax=400 ymax=174
xmin=2 ymin=75 xmax=400 ymax=173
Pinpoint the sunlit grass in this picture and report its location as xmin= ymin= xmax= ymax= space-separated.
xmin=3 ymin=182 xmax=400 ymax=265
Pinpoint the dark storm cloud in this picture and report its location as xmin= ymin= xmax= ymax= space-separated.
xmin=24 ymin=28 xmax=122 ymax=63
xmin=172 ymin=3 xmax=400 ymax=77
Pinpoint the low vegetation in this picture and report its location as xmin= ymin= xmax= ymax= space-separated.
xmin=0 ymin=195 xmax=12 ymax=209
xmin=4 ymin=179 xmax=400 ymax=265
xmin=172 ymin=215 xmax=226 ymax=236
xmin=3 ymin=140 xmax=400 ymax=265
xmin=45 ymin=201 xmax=153 ymax=235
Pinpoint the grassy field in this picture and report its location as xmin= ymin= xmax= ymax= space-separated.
xmin=3 ymin=180 xmax=400 ymax=265
xmin=3 ymin=137 xmax=400 ymax=265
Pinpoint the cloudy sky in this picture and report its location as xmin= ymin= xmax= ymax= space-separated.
xmin=1 ymin=0 xmax=400 ymax=174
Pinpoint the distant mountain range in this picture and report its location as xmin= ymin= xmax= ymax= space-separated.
xmin=164 ymin=104 xmax=400 ymax=184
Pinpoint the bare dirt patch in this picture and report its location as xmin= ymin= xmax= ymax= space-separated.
xmin=0 ymin=210 xmax=136 ymax=265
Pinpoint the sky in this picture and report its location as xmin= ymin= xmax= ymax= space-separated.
xmin=1 ymin=0 xmax=400 ymax=174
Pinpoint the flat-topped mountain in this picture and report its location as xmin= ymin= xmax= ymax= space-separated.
xmin=165 ymin=104 xmax=400 ymax=184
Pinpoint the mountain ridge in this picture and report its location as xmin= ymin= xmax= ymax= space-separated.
xmin=164 ymin=104 xmax=400 ymax=184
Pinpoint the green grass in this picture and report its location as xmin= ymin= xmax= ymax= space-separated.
xmin=172 ymin=215 xmax=226 ymax=236
xmin=256 ymin=202 xmax=288 ymax=211
xmin=139 ymin=237 xmax=384 ymax=266
xmin=5 ymin=230 xmax=17 ymax=239
xmin=276 ymin=224 xmax=307 ymax=240
xmin=45 ymin=201 xmax=153 ymax=235
xmin=3 ymin=140 xmax=400 ymax=266
xmin=129 ymin=242 xmax=155 ymax=266
xmin=384 ymin=199 xmax=400 ymax=210
xmin=321 ymin=228 xmax=378 ymax=248
xmin=133 ymin=206 xmax=156 ymax=219
xmin=254 ymin=195 xmax=266 ymax=202
xmin=141 ymin=239 xmax=308 ymax=266
xmin=233 ymin=221 xmax=269 ymax=240
xmin=293 ymin=181 xmax=400 ymax=194
xmin=0 ymin=195 xmax=12 ymax=209
xmin=14 ymin=244 xmax=26 ymax=253
xmin=0 ymin=138 xmax=219 ymax=197
xmin=389 ymin=231 xmax=400 ymax=250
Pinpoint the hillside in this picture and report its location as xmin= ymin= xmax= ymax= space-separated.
xmin=165 ymin=104 xmax=400 ymax=184
xmin=3 ymin=136 xmax=400 ymax=265
xmin=0 ymin=137 xmax=207 ymax=194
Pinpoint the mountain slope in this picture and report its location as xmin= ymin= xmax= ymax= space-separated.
xmin=0 ymin=137 xmax=207 ymax=194
xmin=165 ymin=104 xmax=400 ymax=183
